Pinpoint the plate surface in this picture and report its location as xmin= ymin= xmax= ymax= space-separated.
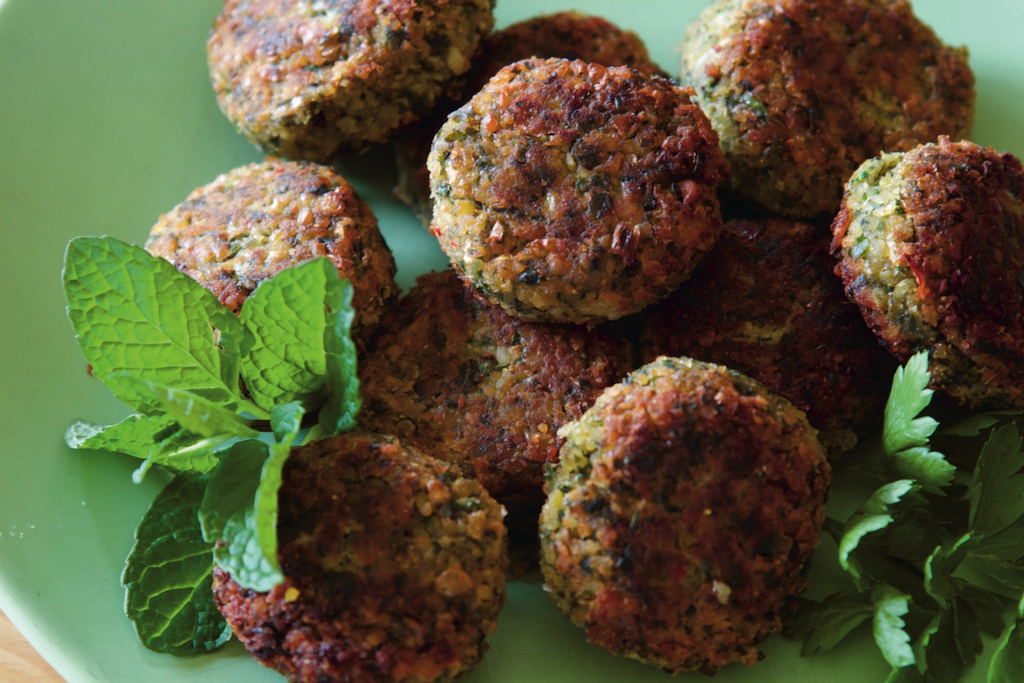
xmin=0 ymin=1 xmax=1021 ymax=682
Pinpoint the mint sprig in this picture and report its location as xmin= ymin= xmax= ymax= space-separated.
xmin=63 ymin=237 xmax=363 ymax=655
xmin=786 ymin=351 xmax=1024 ymax=682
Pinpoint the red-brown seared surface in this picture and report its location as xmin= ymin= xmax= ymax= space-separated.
xmin=212 ymin=433 xmax=508 ymax=683
xmin=359 ymin=271 xmax=634 ymax=531
xmin=637 ymin=218 xmax=895 ymax=456
xmin=208 ymin=0 xmax=494 ymax=160
xmin=395 ymin=11 xmax=668 ymax=225
xmin=428 ymin=58 xmax=728 ymax=323
xmin=540 ymin=358 xmax=830 ymax=673
xmin=145 ymin=159 xmax=399 ymax=349
xmin=833 ymin=138 xmax=1024 ymax=409
xmin=680 ymin=0 xmax=974 ymax=219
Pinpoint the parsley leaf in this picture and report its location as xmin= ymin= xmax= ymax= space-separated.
xmin=839 ymin=480 xmax=919 ymax=590
xmin=783 ymin=591 xmax=874 ymax=655
xmin=989 ymin=597 xmax=1024 ymax=683
xmin=121 ymin=472 xmax=229 ymax=655
xmin=873 ymin=584 xmax=915 ymax=669
xmin=969 ymin=423 xmax=1024 ymax=537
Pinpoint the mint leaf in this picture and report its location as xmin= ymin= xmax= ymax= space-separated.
xmin=840 ymin=480 xmax=919 ymax=590
xmin=969 ymin=423 xmax=1024 ymax=537
xmin=65 ymin=414 xmax=226 ymax=481
xmin=198 ymin=439 xmax=268 ymax=543
xmin=873 ymin=584 xmax=915 ymax=669
xmin=116 ymin=376 xmax=258 ymax=439
xmin=989 ymin=597 xmax=1024 ymax=683
xmin=62 ymin=236 xmax=261 ymax=416
xmin=212 ymin=403 xmax=304 ymax=592
xmin=239 ymin=259 xmax=342 ymax=412
xmin=884 ymin=351 xmax=938 ymax=454
xmin=318 ymin=278 xmax=361 ymax=434
xmin=121 ymin=472 xmax=229 ymax=655
xmin=783 ymin=591 xmax=874 ymax=655
xmin=66 ymin=414 xmax=178 ymax=455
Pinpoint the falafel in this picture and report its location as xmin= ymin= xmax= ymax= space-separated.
xmin=428 ymin=58 xmax=728 ymax=323
xmin=637 ymin=218 xmax=895 ymax=456
xmin=358 ymin=270 xmax=634 ymax=531
xmin=679 ymin=0 xmax=974 ymax=218
xmin=394 ymin=11 xmax=668 ymax=225
xmin=539 ymin=357 xmax=830 ymax=673
xmin=212 ymin=432 xmax=507 ymax=683
xmin=145 ymin=159 xmax=399 ymax=349
xmin=832 ymin=137 xmax=1024 ymax=410
xmin=207 ymin=0 xmax=495 ymax=161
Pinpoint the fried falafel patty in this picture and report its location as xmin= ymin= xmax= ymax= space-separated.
xmin=212 ymin=432 xmax=507 ymax=683
xmin=428 ymin=58 xmax=728 ymax=323
xmin=680 ymin=0 xmax=974 ymax=219
xmin=395 ymin=11 xmax=668 ymax=225
xmin=358 ymin=270 xmax=634 ymax=531
xmin=637 ymin=218 xmax=895 ymax=456
xmin=540 ymin=357 xmax=830 ymax=673
xmin=832 ymin=138 xmax=1024 ymax=410
xmin=145 ymin=159 xmax=399 ymax=348
xmin=207 ymin=0 xmax=495 ymax=161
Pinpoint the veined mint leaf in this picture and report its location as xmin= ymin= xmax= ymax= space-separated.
xmin=989 ymin=596 xmax=1024 ymax=683
xmin=116 ymin=376 xmax=259 ymax=440
xmin=62 ymin=236 xmax=261 ymax=416
xmin=199 ymin=439 xmax=268 ymax=544
xmin=318 ymin=278 xmax=361 ymax=434
xmin=213 ymin=403 xmax=304 ymax=592
xmin=66 ymin=414 xmax=178 ymax=454
xmin=66 ymin=414 xmax=225 ymax=481
xmin=239 ymin=259 xmax=342 ymax=412
xmin=884 ymin=351 xmax=938 ymax=454
xmin=121 ymin=472 xmax=229 ymax=655
xmin=924 ymin=533 xmax=979 ymax=609
xmin=872 ymin=584 xmax=915 ymax=669
xmin=782 ymin=591 xmax=874 ymax=655
xmin=840 ymin=480 xmax=919 ymax=589
xmin=969 ymin=423 xmax=1024 ymax=537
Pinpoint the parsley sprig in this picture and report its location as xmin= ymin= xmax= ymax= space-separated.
xmin=61 ymin=236 xmax=361 ymax=655
xmin=786 ymin=351 xmax=1024 ymax=682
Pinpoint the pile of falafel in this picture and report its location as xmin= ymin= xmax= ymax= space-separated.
xmin=144 ymin=1 xmax=1024 ymax=681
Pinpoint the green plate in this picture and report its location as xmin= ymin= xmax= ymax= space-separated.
xmin=0 ymin=1 xmax=1020 ymax=681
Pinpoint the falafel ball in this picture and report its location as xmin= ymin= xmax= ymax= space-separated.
xmin=636 ymin=218 xmax=896 ymax=456
xmin=145 ymin=159 xmax=399 ymax=349
xmin=680 ymin=0 xmax=974 ymax=219
xmin=207 ymin=0 xmax=495 ymax=161
xmin=428 ymin=58 xmax=728 ymax=323
xmin=540 ymin=357 xmax=830 ymax=673
xmin=395 ymin=11 xmax=669 ymax=225
xmin=358 ymin=270 xmax=635 ymax=531
xmin=832 ymin=137 xmax=1024 ymax=410
xmin=212 ymin=432 xmax=508 ymax=683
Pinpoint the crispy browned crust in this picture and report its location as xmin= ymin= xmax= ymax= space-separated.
xmin=144 ymin=159 xmax=399 ymax=349
xmin=540 ymin=358 xmax=830 ymax=673
xmin=429 ymin=58 xmax=728 ymax=322
xmin=637 ymin=218 xmax=895 ymax=456
xmin=680 ymin=0 xmax=974 ymax=218
xmin=358 ymin=270 xmax=634 ymax=530
xmin=395 ymin=11 xmax=668 ymax=225
xmin=207 ymin=0 xmax=495 ymax=160
xmin=212 ymin=433 xmax=508 ymax=683
xmin=833 ymin=138 xmax=1024 ymax=409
